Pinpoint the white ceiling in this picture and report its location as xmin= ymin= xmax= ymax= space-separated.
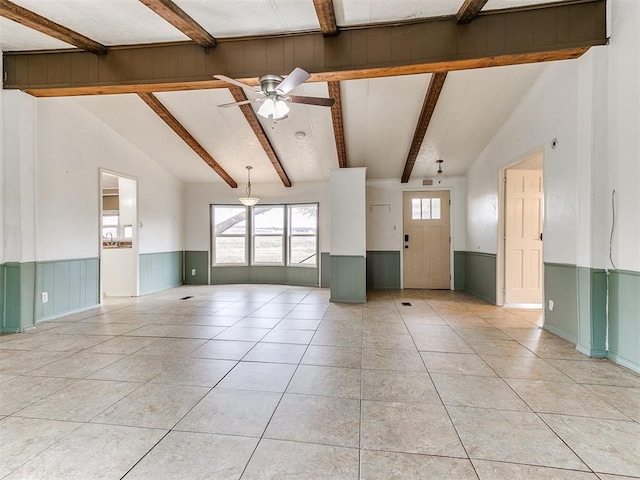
xmin=1 ymin=0 xmax=562 ymax=186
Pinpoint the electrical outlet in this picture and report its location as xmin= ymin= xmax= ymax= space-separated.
xmin=548 ymin=300 xmax=554 ymax=311
xmin=191 ymin=269 xmax=196 ymax=276
xmin=42 ymin=292 xmax=49 ymax=303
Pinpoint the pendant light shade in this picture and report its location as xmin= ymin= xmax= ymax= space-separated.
xmin=239 ymin=166 xmax=259 ymax=206
xmin=436 ymin=159 xmax=444 ymax=184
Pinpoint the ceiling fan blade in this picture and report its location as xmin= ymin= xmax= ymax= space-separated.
xmin=218 ymin=98 xmax=261 ymax=108
xmin=276 ymin=67 xmax=311 ymax=94
xmin=288 ymin=95 xmax=335 ymax=107
xmin=214 ymin=74 xmax=260 ymax=92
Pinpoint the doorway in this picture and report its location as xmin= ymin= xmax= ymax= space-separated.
xmin=501 ymin=153 xmax=543 ymax=306
xmin=402 ymin=190 xmax=451 ymax=289
xmin=100 ymin=170 xmax=139 ymax=298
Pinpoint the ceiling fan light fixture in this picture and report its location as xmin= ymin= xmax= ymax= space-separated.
xmin=257 ymin=97 xmax=289 ymax=120
xmin=239 ymin=166 xmax=259 ymax=206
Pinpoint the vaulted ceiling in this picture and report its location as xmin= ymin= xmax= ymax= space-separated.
xmin=1 ymin=0 xmax=607 ymax=187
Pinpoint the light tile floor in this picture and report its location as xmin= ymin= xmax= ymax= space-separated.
xmin=1 ymin=285 xmax=639 ymax=479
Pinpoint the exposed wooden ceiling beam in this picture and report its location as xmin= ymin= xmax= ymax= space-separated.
xmin=229 ymin=88 xmax=292 ymax=188
xmin=137 ymin=92 xmax=237 ymax=187
xmin=312 ymin=0 xmax=338 ymax=37
xmin=327 ymin=81 xmax=347 ymax=168
xmin=0 ymin=0 xmax=107 ymax=55
xmin=401 ymin=72 xmax=447 ymax=183
xmin=456 ymin=0 xmax=489 ymax=24
xmin=139 ymin=0 xmax=216 ymax=49
xmin=4 ymin=0 xmax=607 ymax=97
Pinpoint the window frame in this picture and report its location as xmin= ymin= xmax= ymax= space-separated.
xmin=210 ymin=202 xmax=319 ymax=269
xmin=251 ymin=205 xmax=286 ymax=266
xmin=288 ymin=203 xmax=319 ymax=268
xmin=211 ymin=205 xmax=249 ymax=267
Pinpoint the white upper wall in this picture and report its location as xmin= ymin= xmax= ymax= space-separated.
xmin=3 ymin=91 xmax=37 ymax=263
xmin=34 ymin=97 xmax=183 ymax=261
xmin=331 ymin=168 xmax=366 ymax=256
xmin=0 ymin=50 xmax=4 ymax=264
xmin=605 ymin=0 xmax=640 ymax=271
xmin=466 ymin=59 xmax=580 ymax=262
xmin=366 ymin=176 xmax=466 ymax=252
xmin=465 ymin=0 xmax=640 ymax=272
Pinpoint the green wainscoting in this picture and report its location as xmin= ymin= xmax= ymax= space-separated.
xmin=285 ymin=267 xmax=319 ymax=287
xmin=184 ymin=251 xmax=209 ymax=285
xmin=139 ymin=251 xmax=183 ymax=295
xmin=210 ymin=265 xmax=319 ymax=287
xmin=321 ymin=252 xmax=330 ymax=288
xmin=330 ymin=255 xmax=366 ymax=303
xmin=0 ymin=264 xmax=4 ymax=330
xmin=608 ymin=269 xmax=640 ymax=373
xmin=36 ymin=258 xmax=99 ymax=322
xmin=576 ymin=267 xmax=607 ymax=357
xmin=211 ymin=266 xmax=250 ymax=284
xmin=464 ymin=252 xmax=496 ymax=305
xmin=366 ymin=251 xmax=400 ymax=289
xmin=454 ymin=251 xmax=466 ymax=291
xmin=543 ymin=263 xmax=579 ymax=343
xmin=250 ymin=266 xmax=286 ymax=284
xmin=2 ymin=262 xmax=36 ymax=333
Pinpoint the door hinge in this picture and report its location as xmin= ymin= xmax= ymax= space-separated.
xmin=449 ymin=236 xmax=451 ymax=243
xmin=449 ymin=199 xmax=451 ymax=205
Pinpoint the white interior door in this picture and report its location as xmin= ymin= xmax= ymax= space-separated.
xmin=403 ymin=191 xmax=450 ymax=289
xmin=505 ymin=169 xmax=543 ymax=304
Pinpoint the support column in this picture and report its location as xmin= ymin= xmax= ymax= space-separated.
xmin=2 ymin=90 xmax=37 ymax=332
xmin=574 ymin=47 xmax=608 ymax=357
xmin=329 ymin=167 xmax=366 ymax=303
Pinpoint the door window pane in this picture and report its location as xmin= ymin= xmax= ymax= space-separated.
xmin=431 ymin=198 xmax=441 ymax=219
xmin=411 ymin=199 xmax=421 ymax=219
xmin=411 ymin=197 xmax=442 ymax=220
xmin=421 ymin=199 xmax=431 ymax=219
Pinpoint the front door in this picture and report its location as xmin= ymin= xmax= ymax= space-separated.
xmin=403 ymin=191 xmax=450 ymax=289
xmin=505 ymin=169 xmax=543 ymax=304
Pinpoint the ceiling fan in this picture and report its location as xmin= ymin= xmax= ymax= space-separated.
xmin=214 ymin=67 xmax=334 ymax=120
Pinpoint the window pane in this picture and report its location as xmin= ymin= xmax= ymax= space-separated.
xmin=421 ymin=198 xmax=431 ymax=219
xmin=103 ymin=227 xmax=117 ymax=239
xmin=214 ymin=207 xmax=246 ymax=236
xmin=290 ymin=205 xmax=318 ymax=234
xmin=254 ymin=206 xmax=284 ymax=235
xmin=254 ymin=236 xmax=283 ymax=264
xmin=215 ymin=237 xmax=246 ymax=264
xmin=103 ymin=215 xmax=118 ymax=226
xmin=432 ymin=198 xmax=441 ymax=219
xmin=411 ymin=199 xmax=421 ymax=219
xmin=290 ymin=236 xmax=317 ymax=265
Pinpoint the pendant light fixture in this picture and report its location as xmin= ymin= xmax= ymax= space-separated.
xmin=239 ymin=166 xmax=259 ymax=206
xmin=436 ymin=159 xmax=444 ymax=184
